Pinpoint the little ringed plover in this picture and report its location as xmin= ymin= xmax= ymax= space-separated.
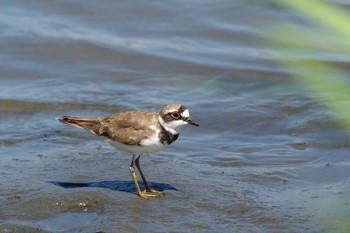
xmin=57 ymin=103 xmax=199 ymax=198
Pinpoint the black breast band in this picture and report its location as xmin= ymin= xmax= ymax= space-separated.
xmin=159 ymin=126 xmax=179 ymax=145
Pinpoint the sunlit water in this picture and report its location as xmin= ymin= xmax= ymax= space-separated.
xmin=1 ymin=1 xmax=350 ymax=232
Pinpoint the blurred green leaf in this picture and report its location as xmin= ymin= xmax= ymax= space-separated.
xmin=269 ymin=0 xmax=350 ymax=129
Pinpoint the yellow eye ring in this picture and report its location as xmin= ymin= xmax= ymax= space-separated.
xmin=171 ymin=112 xmax=181 ymax=119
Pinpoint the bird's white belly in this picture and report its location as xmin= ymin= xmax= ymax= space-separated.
xmin=108 ymin=135 xmax=166 ymax=156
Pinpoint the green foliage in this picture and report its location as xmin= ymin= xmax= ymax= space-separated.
xmin=270 ymin=0 xmax=350 ymax=129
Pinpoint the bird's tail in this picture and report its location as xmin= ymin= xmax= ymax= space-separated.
xmin=56 ymin=116 xmax=101 ymax=133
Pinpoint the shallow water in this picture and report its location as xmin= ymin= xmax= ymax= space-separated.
xmin=1 ymin=1 xmax=350 ymax=232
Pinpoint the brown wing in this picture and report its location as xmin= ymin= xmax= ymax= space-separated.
xmin=57 ymin=116 xmax=102 ymax=132
xmin=99 ymin=111 xmax=158 ymax=145
xmin=58 ymin=111 xmax=158 ymax=145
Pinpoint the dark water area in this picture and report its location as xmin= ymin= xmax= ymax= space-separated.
xmin=1 ymin=1 xmax=350 ymax=232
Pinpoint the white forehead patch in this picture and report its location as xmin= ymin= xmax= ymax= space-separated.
xmin=181 ymin=109 xmax=190 ymax=118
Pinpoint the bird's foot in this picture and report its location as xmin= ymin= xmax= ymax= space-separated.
xmin=147 ymin=188 xmax=165 ymax=196
xmin=138 ymin=189 xmax=164 ymax=199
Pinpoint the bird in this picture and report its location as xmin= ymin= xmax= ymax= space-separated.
xmin=57 ymin=103 xmax=199 ymax=198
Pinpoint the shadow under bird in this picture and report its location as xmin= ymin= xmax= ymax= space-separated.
xmin=57 ymin=103 xmax=199 ymax=198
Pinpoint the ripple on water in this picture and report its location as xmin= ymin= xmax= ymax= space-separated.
xmin=6 ymin=212 xmax=98 ymax=232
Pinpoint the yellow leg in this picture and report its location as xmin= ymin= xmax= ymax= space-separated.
xmin=135 ymin=157 xmax=164 ymax=197
xmin=130 ymin=155 xmax=163 ymax=199
xmin=129 ymin=166 xmax=143 ymax=196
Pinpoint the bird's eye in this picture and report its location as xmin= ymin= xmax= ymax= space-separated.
xmin=171 ymin=112 xmax=181 ymax=119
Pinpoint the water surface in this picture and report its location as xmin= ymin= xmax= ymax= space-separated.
xmin=1 ymin=1 xmax=350 ymax=232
